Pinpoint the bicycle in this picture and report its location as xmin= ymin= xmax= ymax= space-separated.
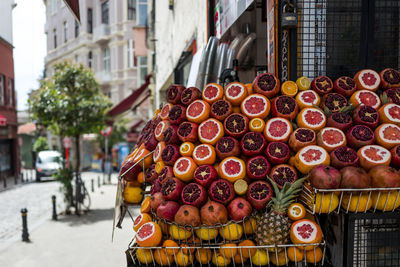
xmin=75 ymin=173 xmax=91 ymax=212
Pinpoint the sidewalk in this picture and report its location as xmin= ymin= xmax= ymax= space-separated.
xmin=0 ymin=176 xmax=136 ymax=267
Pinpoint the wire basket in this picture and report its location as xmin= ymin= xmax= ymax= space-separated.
xmin=300 ymin=182 xmax=400 ymax=214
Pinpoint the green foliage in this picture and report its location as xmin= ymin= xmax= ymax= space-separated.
xmin=53 ymin=167 xmax=74 ymax=210
xmin=32 ymin=136 xmax=49 ymax=152
xmin=96 ymin=119 xmax=129 ymax=150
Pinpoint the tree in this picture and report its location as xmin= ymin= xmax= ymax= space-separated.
xmin=32 ymin=136 xmax=49 ymax=153
xmin=96 ymin=118 xmax=129 ymax=151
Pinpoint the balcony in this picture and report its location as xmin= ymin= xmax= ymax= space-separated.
xmin=93 ymin=24 xmax=111 ymax=44
xmin=96 ymin=71 xmax=111 ymax=84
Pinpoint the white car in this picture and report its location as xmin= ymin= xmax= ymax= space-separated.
xmin=35 ymin=150 xmax=62 ymax=182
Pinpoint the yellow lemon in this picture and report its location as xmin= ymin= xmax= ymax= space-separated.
xmin=219 ymin=223 xmax=243 ymax=241
xmin=136 ymin=248 xmax=153 ymax=264
xmin=251 ymin=249 xmax=270 ymax=266
xmin=212 ymin=252 xmax=232 ymax=267
xmin=371 ymin=191 xmax=400 ymax=211
xmin=195 ymin=228 xmax=218 ymax=241
xmin=169 ymin=224 xmax=192 ymax=241
xmin=314 ymin=193 xmax=339 ymax=213
xmin=341 ymin=193 xmax=372 ymax=212
xmin=296 ymin=76 xmax=311 ymax=91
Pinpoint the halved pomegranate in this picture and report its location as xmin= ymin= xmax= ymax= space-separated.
xmin=193 ymin=165 xmax=218 ymax=188
xmin=168 ymin=104 xmax=186 ymax=125
xmin=177 ymin=122 xmax=198 ymax=143
xmin=210 ymin=99 xmax=232 ymax=121
xmin=330 ymin=146 xmax=359 ymax=169
xmin=180 ymin=86 xmax=201 ymax=106
xmin=311 ymin=76 xmax=333 ymax=95
xmin=288 ymin=128 xmax=316 ymax=152
xmin=320 ymin=93 xmax=348 ymax=113
xmin=269 ymin=164 xmax=298 ymax=189
xmin=252 ymin=73 xmax=280 ymax=98
xmin=158 ymin=166 xmax=174 ymax=183
xmin=265 ymin=142 xmax=290 ymax=164
xmin=181 ymin=183 xmax=207 ymax=208
xmin=246 ymin=181 xmax=273 ymax=210
xmin=246 ymin=155 xmax=271 ymax=180
xmin=270 ymin=95 xmax=299 ymax=121
xmin=163 ymin=125 xmax=180 ymax=145
xmin=390 ymin=145 xmax=400 ymax=168
xmin=215 ymin=136 xmax=240 ymax=159
xmin=333 ymin=76 xmax=356 ymax=97
xmin=167 ymin=84 xmax=185 ymax=104
xmin=346 ymin=125 xmax=375 ymax=149
xmin=161 ymin=144 xmax=180 ymax=166
xmin=380 ymin=68 xmax=400 ymax=89
xmin=240 ymin=132 xmax=267 ymax=156
xmin=223 ymin=113 xmax=249 ymax=138
xmin=353 ymin=105 xmax=379 ymax=129
xmin=326 ymin=112 xmax=353 ymax=132
xmin=384 ymin=88 xmax=400 ymax=105
xmin=208 ymin=179 xmax=235 ymax=205
xmin=161 ymin=177 xmax=185 ymax=201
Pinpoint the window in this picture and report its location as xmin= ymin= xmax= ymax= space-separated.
xmin=103 ymin=47 xmax=110 ymax=72
xmin=101 ymin=1 xmax=109 ymax=25
xmin=87 ymin=8 xmax=93 ymax=33
xmin=74 ymin=20 xmax=79 ymax=38
xmin=138 ymin=56 xmax=148 ymax=84
xmin=51 ymin=0 xmax=57 ymax=14
xmin=53 ymin=28 xmax=57 ymax=48
xmin=88 ymin=51 xmax=93 ymax=68
xmin=63 ymin=21 xmax=68 ymax=43
xmin=138 ymin=0 xmax=147 ymax=25
xmin=0 ymin=75 xmax=4 ymax=105
xmin=0 ymin=141 xmax=12 ymax=171
xmin=128 ymin=0 xmax=136 ymax=20
xmin=8 ymin=78 xmax=13 ymax=107
xmin=75 ymin=55 xmax=79 ymax=63
xmin=127 ymin=40 xmax=135 ymax=68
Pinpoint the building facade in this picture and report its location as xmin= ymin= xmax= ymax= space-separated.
xmin=0 ymin=0 xmax=18 ymax=178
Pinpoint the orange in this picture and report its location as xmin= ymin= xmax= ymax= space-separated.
xmin=349 ymin=90 xmax=381 ymax=109
xmin=202 ymin=83 xmax=224 ymax=104
xmin=238 ymin=240 xmax=256 ymax=258
xmin=249 ymin=118 xmax=265 ymax=132
xmin=358 ymin=145 xmax=391 ymax=170
xmin=287 ymin=247 xmax=304 ymax=263
xmin=224 ymin=82 xmax=248 ymax=105
xmin=212 ymin=252 xmax=232 ymax=267
xmin=186 ymin=100 xmax=210 ymax=124
xmin=133 ymin=213 xmax=152 ymax=232
xmin=288 ymin=203 xmax=306 ymax=221
xmin=219 ymin=243 xmax=238 ymax=259
xmin=218 ymin=156 xmax=246 ymax=183
xmin=192 ymin=144 xmax=216 ymax=165
xmin=305 ymin=247 xmax=323 ymax=264
xmin=264 ymin=117 xmax=293 ymax=143
xmin=173 ymin=157 xmax=198 ymax=182
xmin=153 ymin=141 xmax=166 ymax=162
xmin=125 ymin=180 xmax=141 ymax=187
xmin=241 ymin=94 xmax=271 ymax=119
xmin=159 ymin=221 xmax=169 ymax=235
xmin=136 ymin=222 xmax=162 ymax=247
xmin=296 ymin=76 xmax=311 ymax=91
xmin=297 ymin=108 xmax=327 ymax=131
xmin=154 ymin=248 xmax=175 ymax=265
xmin=137 ymin=171 xmax=144 ymax=184
xmin=316 ymin=127 xmax=347 ymax=152
xmin=354 ymin=69 xmax=381 ymax=92
xmin=375 ymin=123 xmax=400 ymax=149
xmin=290 ymin=219 xmax=323 ymax=250
xmin=123 ymin=186 xmax=143 ymax=204
xmin=179 ymin=142 xmax=195 ymax=157
xmin=133 ymin=147 xmax=153 ymax=168
xmin=270 ymin=251 xmax=289 ymax=266
xmin=295 ymin=90 xmax=320 ymax=109
xmin=136 ymin=248 xmax=154 ymax=264
xmin=379 ymin=103 xmax=400 ymax=125
xmin=195 ymin=248 xmax=212 ymax=264
xmin=294 ymin=145 xmax=330 ymax=174
xmin=243 ymin=217 xmax=257 ymax=234
xmin=245 ymin=83 xmax=253 ymax=95
xmin=140 ymin=196 xmax=151 ymax=213
xmin=162 ymin=240 xmax=179 ymax=256
xmin=281 ymin=80 xmax=298 ymax=97
xmin=233 ymin=253 xmax=247 ymax=264
xmin=175 ymin=251 xmax=193 ymax=267
xmin=198 ymin=118 xmax=224 ymax=145
xmin=155 ymin=161 xmax=165 ymax=173
xmin=160 ymin=103 xmax=173 ymax=120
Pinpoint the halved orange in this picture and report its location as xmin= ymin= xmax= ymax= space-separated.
xmin=264 ymin=117 xmax=293 ymax=142
xmin=192 ymin=144 xmax=216 ymax=165
xmin=160 ymin=103 xmax=173 ymax=120
xmin=133 ymin=213 xmax=152 ymax=232
xmin=224 ymin=82 xmax=248 ymax=105
xmin=296 ymin=76 xmax=311 ymax=91
xmin=288 ymin=203 xmax=306 ymax=221
xmin=133 ymin=147 xmax=153 ymax=168
xmin=290 ymin=219 xmax=323 ymax=250
xmin=349 ymin=90 xmax=381 ymax=109
xmin=375 ymin=123 xmax=400 ymax=149
xmin=379 ymin=103 xmax=400 ymax=125
xmin=241 ymin=94 xmax=271 ymax=119
xmin=186 ymin=100 xmax=210 ymax=123
xmin=153 ymin=141 xmax=166 ymax=163
xmin=154 ymin=120 xmax=170 ymax=141
xmin=198 ymin=118 xmax=224 ymax=145
xmin=281 ymin=80 xmax=298 ymax=97
xmin=358 ymin=145 xmax=391 ymax=170
xmin=354 ymin=69 xmax=381 ymax=92
xmin=179 ymin=142 xmax=195 ymax=156
xmin=234 ymin=179 xmax=248 ymax=195
xmin=136 ymin=222 xmax=162 ymax=247
xmin=218 ymin=156 xmax=246 ymax=183
xmin=295 ymin=90 xmax=320 ymax=109
xmin=249 ymin=118 xmax=265 ymax=132
xmin=202 ymin=83 xmax=224 ymax=104
xmin=316 ymin=127 xmax=346 ymax=152
xmin=155 ymin=161 xmax=165 ymax=173
xmin=140 ymin=196 xmax=151 ymax=213
xmin=297 ymin=107 xmax=327 ymax=131
xmin=294 ymin=145 xmax=330 ymax=174
xmin=173 ymin=156 xmax=198 ymax=182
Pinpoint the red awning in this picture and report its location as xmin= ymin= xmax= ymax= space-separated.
xmin=0 ymin=114 xmax=6 ymax=126
xmin=108 ymin=75 xmax=152 ymax=117
xmin=63 ymin=0 xmax=80 ymax=22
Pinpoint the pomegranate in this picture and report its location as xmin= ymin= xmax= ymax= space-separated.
xmin=145 ymin=164 xmax=158 ymax=183
xmin=384 ymin=88 xmax=400 ymax=105
xmin=158 ymin=166 xmax=174 ymax=183
xmin=163 ymin=125 xmax=180 ymax=145
xmin=240 ymin=132 xmax=267 ymax=156
xmin=167 ymin=84 xmax=185 ymax=104
xmin=246 ymin=181 xmax=273 ymax=210
xmin=180 ymin=87 xmax=201 ymax=106
xmin=265 ymin=142 xmax=290 ymax=164
xmin=224 ymin=113 xmax=249 ymax=138
xmin=227 ymin=197 xmax=253 ymax=221
xmin=174 ymin=205 xmax=201 ymax=227
xmin=150 ymin=192 xmax=164 ymax=211
xmin=369 ymin=165 xmax=400 ymax=188
xmin=208 ymin=179 xmax=235 ymax=205
xmin=320 ymin=93 xmax=348 ymax=113
xmin=193 ymin=165 xmax=218 ymax=188
xmin=211 ymin=99 xmax=232 ymax=121
xmin=346 ymin=125 xmax=375 ymax=149
xmin=309 ymin=165 xmax=341 ymax=189
xmin=215 ymin=136 xmax=240 ymax=159
xmin=288 ymin=128 xmax=316 ymax=152
xmin=119 ymin=158 xmax=141 ymax=181
xmin=181 ymin=183 xmax=208 ymax=208
xmin=269 ymin=164 xmax=298 ymax=189
xmin=200 ymin=201 xmax=228 ymax=226
xmin=327 ymin=112 xmax=353 ymax=132
xmin=161 ymin=177 xmax=185 ymax=201
xmin=161 ymin=144 xmax=180 ymax=166
xmin=156 ymin=200 xmax=180 ymax=221
xmin=311 ymin=76 xmax=333 ymax=95
xmin=144 ymin=132 xmax=158 ymax=151
xmin=247 ymin=155 xmax=271 ymax=180
xmin=333 ymin=76 xmax=357 ymax=97
xmin=330 ymin=146 xmax=359 ymax=169
xmin=391 ymin=145 xmax=400 ymax=168
xmin=150 ymin=178 xmax=162 ymax=195
xmin=340 ymin=166 xmax=371 ymax=189
xmin=168 ymin=104 xmax=186 ymax=125
xmin=380 ymin=68 xmax=400 ymax=89
xmin=252 ymin=73 xmax=280 ymax=98
xmin=353 ymin=105 xmax=379 ymax=129
xmin=270 ymin=95 xmax=299 ymax=121
xmin=177 ymin=122 xmax=198 ymax=143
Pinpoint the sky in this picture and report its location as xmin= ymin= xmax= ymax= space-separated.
xmin=13 ymin=0 xmax=46 ymax=111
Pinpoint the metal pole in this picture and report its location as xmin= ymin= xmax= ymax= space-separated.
xmin=105 ymin=136 xmax=109 ymax=184
xmin=52 ymin=195 xmax=57 ymax=220
xmin=97 ymin=175 xmax=100 ymax=188
xmin=21 ymin=208 xmax=29 ymax=242
xmin=91 ymin=179 xmax=94 ymax=193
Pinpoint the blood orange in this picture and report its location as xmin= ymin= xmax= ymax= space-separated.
xmin=295 ymin=90 xmax=321 ymax=109
xmin=224 ymin=82 xmax=248 ymax=105
xmin=290 ymin=219 xmax=322 ymax=250
xmin=354 ymin=69 xmax=381 ymax=91
xmin=240 ymin=94 xmax=271 ymax=119
xmin=133 ymin=213 xmax=152 ymax=232
xmin=192 ymin=144 xmax=217 ymax=165
xmin=297 ymin=108 xmax=327 ymax=131
xmin=264 ymin=117 xmax=293 ymax=142
xmin=379 ymin=103 xmax=400 ymax=125
xmin=349 ymin=90 xmax=381 ymax=109
xmin=154 ymin=120 xmax=170 ymax=141
xmin=357 ymin=145 xmax=391 ymax=170
xmin=160 ymin=103 xmax=173 ymax=120
xmin=136 ymin=222 xmax=162 ymax=247
xmin=249 ymin=118 xmax=265 ymax=132
xmin=179 ymin=142 xmax=195 ymax=157
xmin=202 ymin=83 xmax=224 ymax=104
xmin=173 ymin=156 xmax=198 ymax=182
xmin=186 ymin=100 xmax=210 ymax=123
xmin=218 ymin=157 xmax=246 ymax=183
xmin=153 ymin=141 xmax=166 ymax=163
xmin=375 ymin=123 xmax=400 ymax=149
xmin=316 ymin=127 xmax=346 ymax=152
xmin=294 ymin=145 xmax=330 ymax=174
xmin=198 ymin=118 xmax=224 ymax=145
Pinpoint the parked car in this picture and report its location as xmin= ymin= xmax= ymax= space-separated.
xmin=35 ymin=150 xmax=63 ymax=182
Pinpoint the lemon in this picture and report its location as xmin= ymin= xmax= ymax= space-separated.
xmin=251 ymin=249 xmax=269 ymax=266
xmin=123 ymin=187 xmax=143 ymax=204
xmin=234 ymin=179 xmax=248 ymax=195
xmin=296 ymin=76 xmax=311 ymax=91
xmin=341 ymin=192 xmax=372 ymax=212
xmin=371 ymin=191 xmax=400 ymax=211
xmin=136 ymin=248 xmax=153 ymax=264
xmin=212 ymin=252 xmax=231 ymax=267
xmin=314 ymin=193 xmax=339 ymax=213
xmin=195 ymin=228 xmax=218 ymax=240
xmin=219 ymin=223 xmax=243 ymax=241
xmin=169 ymin=224 xmax=192 ymax=240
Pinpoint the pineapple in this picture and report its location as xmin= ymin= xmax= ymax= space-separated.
xmin=255 ymin=177 xmax=306 ymax=249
